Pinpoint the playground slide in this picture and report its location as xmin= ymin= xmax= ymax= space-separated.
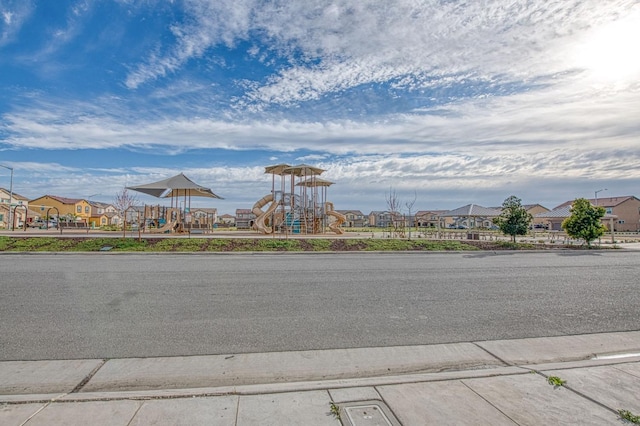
xmin=325 ymin=202 xmax=346 ymax=234
xmin=150 ymin=220 xmax=177 ymax=233
xmin=252 ymin=194 xmax=278 ymax=234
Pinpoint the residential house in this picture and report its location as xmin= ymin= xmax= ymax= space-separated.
xmin=523 ymin=204 xmax=550 ymax=228
xmin=90 ymin=201 xmax=118 ymax=215
xmin=235 ymin=209 xmax=255 ymax=229
xmin=368 ymin=211 xmax=396 ymax=228
xmin=88 ymin=201 xmax=120 ymax=227
xmin=0 ymin=188 xmax=30 ymax=228
xmin=335 ymin=210 xmax=367 ymax=227
xmin=29 ymin=195 xmax=92 ymax=222
xmin=534 ymin=205 xmax=618 ymax=233
xmin=189 ymin=207 xmax=218 ymax=228
xmin=217 ymin=214 xmax=236 ymax=227
xmin=553 ymin=196 xmax=640 ymax=232
xmin=490 ymin=203 xmax=551 ymax=228
xmin=122 ymin=206 xmax=144 ymax=225
xmin=415 ymin=210 xmax=446 ymax=228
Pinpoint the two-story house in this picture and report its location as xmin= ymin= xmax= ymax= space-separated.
xmin=0 ymin=188 xmax=30 ymax=228
xmin=217 ymin=214 xmax=236 ymax=227
xmin=87 ymin=201 xmax=120 ymax=227
xmin=368 ymin=211 xmax=396 ymax=228
xmin=190 ymin=207 xmax=218 ymax=227
xmin=335 ymin=210 xmax=367 ymax=227
xmin=415 ymin=210 xmax=446 ymax=228
xmin=554 ymin=196 xmax=640 ymax=232
xmin=235 ymin=209 xmax=255 ymax=229
xmin=29 ymin=195 xmax=93 ymax=222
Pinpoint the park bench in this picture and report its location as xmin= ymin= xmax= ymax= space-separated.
xmin=58 ymin=221 xmax=90 ymax=234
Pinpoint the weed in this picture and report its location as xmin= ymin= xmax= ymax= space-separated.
xmin=329 ymin=402 xmax=341 ymax=420
xmin=305 ymin=239 xmax=332 ymax=251
xmin=547 ymin=375 xmax=566 ymax=387
xmin=619 ymin=409 xmax=640 ymax=424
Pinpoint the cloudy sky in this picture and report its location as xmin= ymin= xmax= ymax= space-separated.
xmin=1 ymin=0 xmax=639 ymax=214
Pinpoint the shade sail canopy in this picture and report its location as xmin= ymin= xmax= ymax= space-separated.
xmin=264 ymin=164 xmax=291 ymax=175
xmin=283 ymin=164 xmax=325 ymax=176
xmin=126 ymin=173 xmax=223 ymax=199
xmin=296 ymin=178 xmax=335 ymax=187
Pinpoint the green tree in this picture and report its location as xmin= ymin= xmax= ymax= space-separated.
xmin=493 ymin=196 xmax=532 ymax=243
xmin=561 ymin=198 xmax=606 ymax=248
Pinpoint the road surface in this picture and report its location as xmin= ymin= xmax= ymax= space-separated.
xmin=1 ymin=251 xmax=638 ymax=360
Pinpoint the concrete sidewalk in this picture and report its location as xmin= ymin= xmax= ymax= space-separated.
xmin=2 ymin=331 xmax=640 ymax=425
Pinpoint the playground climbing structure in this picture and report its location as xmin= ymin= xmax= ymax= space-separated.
xmin=252 ymin=164 xmax=345 ymax=235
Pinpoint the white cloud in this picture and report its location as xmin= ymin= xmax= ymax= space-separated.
xmin=0 ymin=0 xmax=34 ymax=47
xmin=3 ymin=1 xmax=640 ymax=213
xmin=122 ymin=1 xmax=637 ymax=106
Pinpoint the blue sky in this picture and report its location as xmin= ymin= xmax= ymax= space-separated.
xmin=1 ymin=0 xmax=639 ymax=214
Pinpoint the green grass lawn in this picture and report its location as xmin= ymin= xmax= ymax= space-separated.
xmin=0 ymin=236 xmax=489 ymax=252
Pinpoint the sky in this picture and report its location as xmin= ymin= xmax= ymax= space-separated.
xmin=1 ymin=0 xmax=639 ymax=215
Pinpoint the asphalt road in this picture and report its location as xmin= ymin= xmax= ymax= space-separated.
xmin=1 ymin=251 xmax=638 ymax=361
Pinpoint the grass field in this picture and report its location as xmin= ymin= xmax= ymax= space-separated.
xmin=0 ymin=236 xmax=547 ymax=252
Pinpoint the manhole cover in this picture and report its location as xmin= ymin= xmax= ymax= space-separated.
xmin=339 ymin=400 xmax=400 ymax=426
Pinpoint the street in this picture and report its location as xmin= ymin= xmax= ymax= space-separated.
xmin=1 ymin=251 xmax=638 ymax=360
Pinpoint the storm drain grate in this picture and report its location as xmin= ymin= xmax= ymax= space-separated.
xmin=339 ymin=400 xmax=401 ymax=426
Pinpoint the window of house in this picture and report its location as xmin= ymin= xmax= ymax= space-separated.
xmin=0 ymin=213 xmax=4 ymax=221
xmin=77 ymin=206 xmax=81 ymax=213
xmin=606 ymin=208 xmax=613 ymax=214
xmin=618 ymin=220 xmax=625 ymax=224
xmin=85 ymin=206 xmax=90 ymax=213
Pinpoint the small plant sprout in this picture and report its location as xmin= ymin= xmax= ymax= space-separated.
xmin=618 ymin=409 xmax=640 ymax=424
xmin=330 ymin=402 xmax=341 ymax=420
xmin=547 ymin=375 xmax=566 ymax=387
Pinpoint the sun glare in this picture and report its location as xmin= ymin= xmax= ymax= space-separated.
xmin=576 ymin=12 xmax=640 ymax=82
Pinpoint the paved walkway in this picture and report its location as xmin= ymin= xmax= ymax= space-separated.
xmin=2 ymin=331 xmax=640 ymax=425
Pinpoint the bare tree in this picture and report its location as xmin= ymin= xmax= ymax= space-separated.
xmin=113 ymin=188 xmax=139 ymax=227
xmin=385 ymin=187 xmax=404 ymax=237
xmin=405 ymin=191 xmax=417 ymax=240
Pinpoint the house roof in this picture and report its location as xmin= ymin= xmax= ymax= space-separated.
xmin=336 ymin=210 xmax=364 ymax=215
xmin=190 ymin=207 xmax=218 ymax=214
xmin=89 ymin=201 xmax=114 ymax=209
xmin=522 ymin=204 xmax=549 ymax=211
xmin=415 ymin=210 xmax=446 ymax=216
xmin=38 ymin=195 xmax=85 ymax=205
xmin=534 ymin=206 xmax=573 ymax=218
xmin=554 ymin=196 xmax=638 ymax=209
xmin=440 ymin=204 xmax=501 ymax=217
xmin=534 ymin=206 xmax=617 ymax=220
xmin=0 ymin=188 xmax=29 ymax=200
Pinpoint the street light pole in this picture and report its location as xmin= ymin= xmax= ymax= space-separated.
xmin=0 ymin=164 xmax=13 ymax=230
xmin=595 ymin=188 xmax=607 ymax=206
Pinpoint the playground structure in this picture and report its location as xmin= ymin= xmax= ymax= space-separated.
xmin=252 ymin=164 xmax=346 ymax=235
xmin=127 ymin=173 xmax=223 ymax=234
xmin=142 ymin=205 xmax=215 ymax=233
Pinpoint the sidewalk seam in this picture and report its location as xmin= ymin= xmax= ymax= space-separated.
xmin=460 ymin=380 xmax=519 ymax=425
xmin=125 ymin=401 xmax=144 ymax=426
xmin=471 ymin=341 xmax=511 ymax=366
xmin=70 ymin=359 xmax=108 ymax=393
xmin=530 ymin=370 xmax=620 ymax=417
